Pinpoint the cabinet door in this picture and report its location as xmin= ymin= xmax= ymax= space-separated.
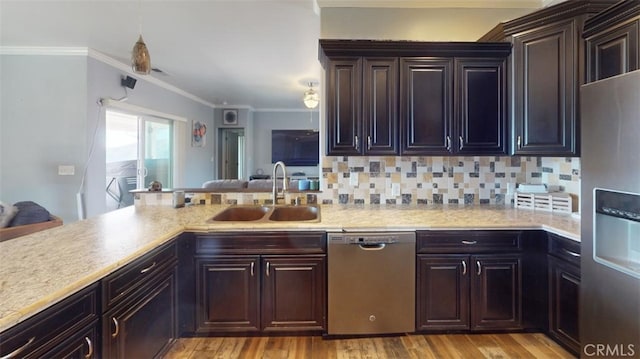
xmin=416 ymin=255 xmax=470 ymax=331
xmin=42 ymin=324 xmax=98 ymax=359
xmin=363 ymin=57 xmax=399 ymax=155
xmin=103 ymin=268 xmax=177 ymax=359
xmin=471 ymin=254 xmax=522 ymax=330
xmin=262 ymin=255 xmax=326 ymax=332
xmin=512 ymin=19 xmax=578 ymax=156
xmin=455 ymin=58 xmax=507 ymax=155
xmin=400 ymin=58 xmax=453 ymax=155
xmin=195 ymin=256 xmax=260 ymax=333
xmin=326 ymin=57 xmax=363 ymax=155
xmin=548 ymin=256 xmax=580 ymax=355
xmin=586 ymin=20 xmax=639 ymax=82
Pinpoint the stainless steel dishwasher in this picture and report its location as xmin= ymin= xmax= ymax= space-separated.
xmin=327 ymin=232 xmax=415 ymax=335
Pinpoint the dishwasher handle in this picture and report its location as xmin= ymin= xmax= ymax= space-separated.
xmin=358 ymin=243 xmax=386 ymax=251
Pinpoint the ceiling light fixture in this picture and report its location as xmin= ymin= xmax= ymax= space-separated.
xmin=132 ymin=0 xmax=151 ymax=75
xmin=303 ymin=82 xmax=319 ymax=109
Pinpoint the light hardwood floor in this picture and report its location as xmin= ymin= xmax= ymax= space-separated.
xmin=162 ymin=333 xmax=576 ymax=359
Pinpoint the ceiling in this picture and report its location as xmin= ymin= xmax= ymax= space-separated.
xmin=0 ymin=0 xmax=547 ymax=111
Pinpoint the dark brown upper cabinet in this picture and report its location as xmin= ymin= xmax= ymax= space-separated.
xmin=584 ymin=0 xmax=640 ymax=83
xmin=324 ymin=56 xmax=398 ymax=156
xmin=479 ymin=0 xmax=619 ymax=157
xmin=319 ymin=40 xmax=511 ymax=157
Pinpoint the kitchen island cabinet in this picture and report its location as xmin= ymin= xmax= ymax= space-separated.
xmin=416 ymin=230 xmax=523 ymax=332
xmin=0 ymin=283 xmax=98 ymax=359
xmin=186 ymin=232 xmax=327 ymax=335
xmin=101 ymin=238 xmax=178 ymax=359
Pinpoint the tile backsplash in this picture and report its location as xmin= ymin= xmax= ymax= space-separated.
xmin=319 ymin=156 xmax=580 ymax=207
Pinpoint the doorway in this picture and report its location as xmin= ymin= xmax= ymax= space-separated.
xmin=219 ymin=128 xmax=245 ymax=179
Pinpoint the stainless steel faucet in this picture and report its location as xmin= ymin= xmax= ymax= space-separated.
xmin=272 ymin=161 xmax=288 ymax=205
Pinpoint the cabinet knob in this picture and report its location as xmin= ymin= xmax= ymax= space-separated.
xmin=355 ymin=135 xmax=359 ymax=151
xmin=250 ymin=262 xmax=255 ymax=276
xmin=476 ymin=261 xmax=482 ymax=276
xmin=462 ymin=260 xmax=467 ymax=275
xmin=367 ymin=136 xmax=372 ymax=150
xmin=266 ymin=261 xmax=270 ymax=276
xmin=446 ymin=136 xmax=452 ymax=151
xmin=517 ymin=135 xmax=522 ymax=150
xmin=459 ymin=136 xmax=464 ymax=151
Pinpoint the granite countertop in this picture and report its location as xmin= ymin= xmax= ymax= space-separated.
xmin=0 ymin=204 xmax=580 ymax=333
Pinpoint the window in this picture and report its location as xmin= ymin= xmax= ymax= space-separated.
xmin=105 ymin=110 xmax=174 ymax=209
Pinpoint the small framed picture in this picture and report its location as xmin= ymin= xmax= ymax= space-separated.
xmin=192 ymin=120 xmax=207 ymax=147
xmin=223 ymin=109 xmax=238 ymax=125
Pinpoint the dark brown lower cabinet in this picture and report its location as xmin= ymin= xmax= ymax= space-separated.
xmin=195 ymin=256 xmax=260 ymax=333
xmin=0 ymin=284 xmax=98 ymax=359
xmin=102 ymin=267 xmax=177 ymax=358
xmin=194 ymin=254 xmax=326 ymax=334
xmin=262 ymin=256 xmax=326 ymax=332
xmin=417 ymin=253 xmax=521 ymax=332
xmin=548 ymin=256 xmax=580 ymax=355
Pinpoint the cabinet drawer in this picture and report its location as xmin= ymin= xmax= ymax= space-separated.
xmin=548 ymin=233 xmax=581 ymax=267
xmin=417 ymin=230 xmax=522 ymax=253
xmin=102 ymin=240 xmax=177 ymax=311
xmin=0 ymin=284 xmax=98 ymax=359
xmin=195 ymin=232 xmax=326 ymax=255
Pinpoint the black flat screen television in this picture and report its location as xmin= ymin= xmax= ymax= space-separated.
xmin=271 ymin=130 xmax=319 ymax=166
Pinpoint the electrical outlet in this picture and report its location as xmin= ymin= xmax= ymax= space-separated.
xmin=58 ymin=165 xmax=75 ymax=176
xmin=391 ymin=183 xmax=400 ymax=196
xmin=349 ymin=173 xmax=359 ymax=186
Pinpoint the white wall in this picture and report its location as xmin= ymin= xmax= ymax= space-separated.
xmin=320 ymin=7 xmax=535 ymax=41
xmin=1 ymin=53 xmax=215 ymax=223
xmin=1 ymin=55 xmax=88 ymax=224
xmin=252 ymin=111 xmax=320 ymax=178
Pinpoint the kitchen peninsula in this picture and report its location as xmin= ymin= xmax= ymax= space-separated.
xmin=0 ymin=204 xmax=578 ymax=333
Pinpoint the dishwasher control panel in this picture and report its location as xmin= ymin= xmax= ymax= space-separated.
xmin=328 ymin=232 xmax=415 ymax=245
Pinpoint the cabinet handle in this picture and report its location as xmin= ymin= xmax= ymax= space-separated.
xmin=562 ymin=248 xmax=581 ymax=258
xmin=462 ymin=260 xmax=467 ymax=275
xmin=476 ymin=261 xmax=482 ymax=276
xmin=140 ymin=261 xmax=156 ymax=274
xmin=459 ymin=136 xmax=464 ymax=151
xmin=446 ymin=136 xmax=451 ymax=151
xmin=266 ymin=261 xmax=270 ymax=276
xmin=517 ymin=135 xmax=522 ymax=149
xmin=461 ymin=240 xmax=477 ymax=245
xmin=250 ymin=262 xmax=254 ymax=276
xmin=1 ymin=336 xmax=35 ymax=359
xmin=84 ymin=337 xmax=93 ymax=358
xmin=111 ymin=317 xmax=120 ymax=338
xmin=355 ymin=135 xmax=359 ymax=151
xmin=367 ymin=135 xmax=372 ymax=150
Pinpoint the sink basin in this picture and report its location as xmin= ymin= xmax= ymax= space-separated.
xmin=269 ymin=205 xmax=319 ymax=222
xmin=211 ymin=206 xmax=270 ymax=221
xmin=209 ymin=205 xmax=320 ymax=222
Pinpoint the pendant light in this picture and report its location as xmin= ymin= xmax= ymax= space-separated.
xmin=132 ymin=0 xmax=151 ymax=74
xmin=303 ymin=82 xmax=319 ymax=109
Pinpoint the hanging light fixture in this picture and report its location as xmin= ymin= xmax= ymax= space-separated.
xmin=303 ymin=82 xmax=319 ymax=109
xmin=131 ymin=0 xmax=151 ymax=74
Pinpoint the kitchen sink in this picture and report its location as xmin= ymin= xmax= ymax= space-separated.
xmin=211 ymin=205 xmax=270 ymax=221
xmin=268 ymin=205 xmax=319 ymax=222
xmin=209 ymin=205 xmax=320 ymax=222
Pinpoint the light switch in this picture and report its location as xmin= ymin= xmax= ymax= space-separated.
xmin=58 ymin=165 xmax=75 ymax=176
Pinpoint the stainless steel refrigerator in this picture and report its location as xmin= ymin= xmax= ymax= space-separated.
xmin=580 ymin=69 xmax=640 ymax=358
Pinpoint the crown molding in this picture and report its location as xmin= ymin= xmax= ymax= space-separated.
xmin=253 ymin=108 xmax=320 ymax=113
xmin=0 ymin=46 xmax=217 ymax=109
